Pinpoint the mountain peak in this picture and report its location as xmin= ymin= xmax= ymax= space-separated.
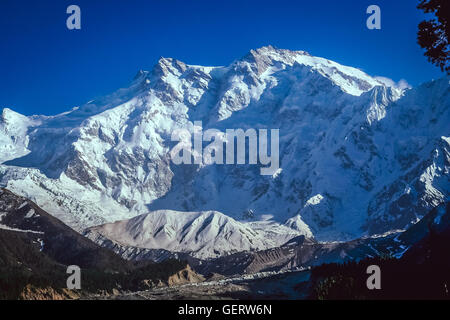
xmin=248 ymin=45 xmax=310 ymax=57
xmin=232 ymin=46 xmax=391 ymax=96
xmin=1 ymin=108 xmax=26 ymax=123
xmin=153 ymin=57 xmax=188 ymax=76
xmin=240 ymin=46 xmax=310 ymax=72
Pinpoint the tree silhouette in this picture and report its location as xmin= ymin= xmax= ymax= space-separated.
xmin=417 ymin=0 xmax=450 ymax=73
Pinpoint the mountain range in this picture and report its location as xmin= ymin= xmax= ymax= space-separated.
xmin=0 ymin=46 xmax=449 ymax=260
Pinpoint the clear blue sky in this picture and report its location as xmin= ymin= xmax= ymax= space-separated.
xmin=0 ymin=0 xmax=444 ymax=116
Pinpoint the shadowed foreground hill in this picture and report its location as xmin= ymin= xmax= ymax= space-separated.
xmin=0 ymin=189 xmax=190 ymax=300
xmin=308 ymin=203 xmax=450 ymax=300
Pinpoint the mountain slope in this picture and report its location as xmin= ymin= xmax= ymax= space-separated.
xmin=0 ymin=189 xmax=197 ymax=299
xmin=308 ymin=203 xmax=450 ymax=300
xmin=84 ymin=209 xmax=304 ymax=259
xmin=0 ymin=188 xmax=130 ymax=271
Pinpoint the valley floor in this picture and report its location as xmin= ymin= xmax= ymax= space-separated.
xmin=84 ymin=270 xmax=311 ymax=300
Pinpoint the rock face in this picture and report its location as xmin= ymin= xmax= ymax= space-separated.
xmin=0 ymin=46 xmax=449 ymax=258
xmin=19 ymin=285 xmax=80 ymax=301
xmin=166 ymin=265 xmax=205 ymax=286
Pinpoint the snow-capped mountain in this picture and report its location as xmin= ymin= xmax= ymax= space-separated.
xmin=0 ymin=46 xmax=448 ymax=258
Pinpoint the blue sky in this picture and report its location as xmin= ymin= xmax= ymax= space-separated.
xmin=0 ymin=0 xmax=444 ymax=116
